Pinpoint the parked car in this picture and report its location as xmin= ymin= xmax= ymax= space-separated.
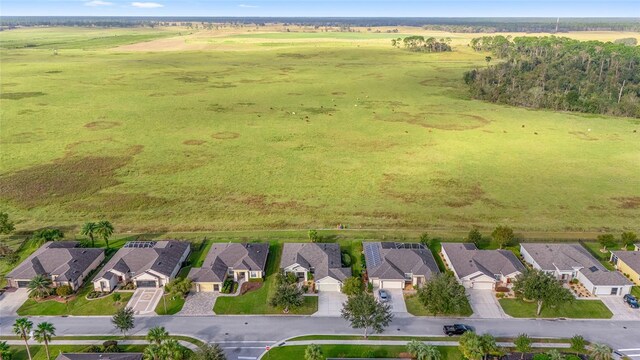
xmin=623 ymin=294 xmax=639 ymax=309
xmin=377 ymin=289 xmax=390 ymax=302
xmin=443 ymin=324 xmax=473 ymax=336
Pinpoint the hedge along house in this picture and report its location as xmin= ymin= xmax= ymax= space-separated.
xmin=441 ymin=243 xmax=525 ymax=290
xmin=610 ymin=249 xmax=640 ymax=286
xmin=92 ymin=241 xmax=190 ymax=292
xmin=6 ymin=241 xmax=104 ymax=291
xmin=521 ymin=243 xmax=633 ymax=296
xmin=280 ymin=243 xmax=352 ymax=292
xmin=363 ymin=242 xmax=440 ymax=289
xmin=188 ymin=242 xmax=269 ymax=292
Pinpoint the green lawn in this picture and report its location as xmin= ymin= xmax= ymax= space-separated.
xmin=632 ymin=286 xmax=640 ymax=298
xmin=264 ymin=345 xmax=462 ymax=360
xmin=499 ymin=298 xmax=613 ymax=319
xmin=404 ymin=293 xmax=473 ymax=317
xmin=155 ymin=294 xmax=186 ymax=315
xmin=9 ymin=345 xmax=148 ymax=360
xmin=214 ymin=242 xmax=318 ymax=314
xmin=17 ymin=288 xmax=132 ymax=316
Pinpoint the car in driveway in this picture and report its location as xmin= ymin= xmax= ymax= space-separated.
xmin=443 ymin=324 xmax=473 ymax=336
xmin=623 ymin=294 xmax=639 ymax=309
xmin=378 ymin=289 xmax=390 ymax=302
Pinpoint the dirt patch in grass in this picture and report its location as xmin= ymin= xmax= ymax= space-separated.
xmin=183 ymin=139 xmax=207 ymax=145
xmin=68 ymin=192 xmax=170 ymax=212
xmin=1 ymin=92 xmax=46 ymax=100
xmin=0 ymin=155 xmax=132 ymax=207
xmin=209 ymin=82 xmax=236 ymax=88
xmin=277 ymin=53 xmax=317 ymax=59
xmin=378 ymin=112 xmax=489 ymax=131
xmin=331 ymin=91 xmax=346 ymax=96
xmin=240 ymin=281 xmax=263 ymax=295
xmin=569 ymin=131 xmax=598 ymax=141
xmin=84 ymin=121 xmax=121 ymax=130
xmin=303 ymin=107 xmax=337 ymax=115
xmin=211 ymin=132 xmax=240 ymax=140
xmin=207 ymin=104 xmax=229 ymax=112
xmin=175 ymin=76 xmax=208 ymax=83
xmin=45 ymin=70 xmax=63 ymax=74
xmin=612 ymin=196 xmax=640 ymax=209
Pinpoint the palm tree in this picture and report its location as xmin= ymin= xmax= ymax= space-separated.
xmin=143 ymin=344 xmax=163 ymax=360
xmin=27 ymin=275 xmax=52 ymax=299
xmin=304 ymin=344 xmax=323 ymax=360
xmin=546 ymin=349 xmax=565 ymax=360
xmin=162 ymin=339 xmax=185 ymax=360
xmin=193 ymin=344 xmax=226 ymax=360
xmin=95 ymin=220 xmax=114 ymax=248
xmin=13 ymin=318 xmax=33 ymax=360
xmin=0 ymin=340 xmax=12 ymax=360
xmin=33 ymin=322 xmax=56 ymax=360
xmin=146 ymin=326 xmax=169 ymax=346
xmin=81 ymin=222 xmax=98 ymax=247
xmin=589 ymin=343 xmax=612 ymax=360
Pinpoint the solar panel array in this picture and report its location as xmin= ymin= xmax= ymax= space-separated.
xmin=394 ymin=242 xmax=425 ymax=250
xmin=123 ymin=241 xmax=156 ymax=249
xmin=364 ymin=243 xmax=382 ymax=268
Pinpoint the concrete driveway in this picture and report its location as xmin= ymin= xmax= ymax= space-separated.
xmin=374 ymin=289 xmax=408 ymax=316
xmin=314 ymin=292 xmax=346 ymax=317
xmin=467 ymin=289 xmax=508 ymax=319
xmin=600 ymin=296 xmax=640 ymax=320
xmin=0 ymin=288 xmax=28 ymax=317
xmin=127 ymin=288 xmax=163 ymax=315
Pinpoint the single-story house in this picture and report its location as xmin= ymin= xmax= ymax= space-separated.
xmin=6 ymin=241 xmax=104 ymax=291
xmin=611 ymin=250 xmax=640 ymax=286
xmin=280 ymin=243 xmax=352 ymax=292
xmin=521 ymin=243 xmax=633 ymax=296
xmin=56 ymin=353 xmax=142 ymax=360
xmin=363 ymin=242 xmax=440 ymax=289
xmin=188 ymin=242 xmax=269 ymax=292
xmin=92 ymin=240 xmax=190 ymax=292
xmin=441 ymin=243 xmax=525 ymax=290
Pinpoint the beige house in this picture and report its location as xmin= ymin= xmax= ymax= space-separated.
xmin=364 ymin=242 xmax=440 ymax=289
xmin=6 ymin=241 xmax=104 ymax=291
xmin=188 ymin=243 xmax=269 ymax=292
xmin=92 ymin=241 xmax=190 ymax=291
xmin=280 ymin=243 xmax=351 ymax=292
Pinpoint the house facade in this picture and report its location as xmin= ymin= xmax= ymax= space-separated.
xmin=6 ymin=242 xmax=104 ymax=291
xmin=280 ymin=243 xmax=351 ymax=292
xmin=92 ymin=241 xmax=190 ymax=292
xmin=611 ymin=250 xmax=640 ymax=286
xmin=520 ymin=243 xmax=633 ymax=296
xmin=364 ymin=242 xmax=440 ymax=289
xmin=188 ymin=242 xmax=269 ymax=292
xmin=441 ymin=243 xmax=525 ymax=290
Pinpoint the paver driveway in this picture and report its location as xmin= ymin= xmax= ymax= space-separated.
xmin=127 ymin=288 xmax=163 ymax=315
xmin=600 ymin=296 xmax=640 ymax=320
xmin=467 ymin=289 xmax=508 ymax=319
xmin=181 ymin=292 xmax=217 ymax=316
xmin=314 ymin=292 xmax=346 ymax=317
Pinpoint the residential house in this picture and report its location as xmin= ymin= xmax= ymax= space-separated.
xmin=188 ymin=242 xmax=269 ymax=292
xmin=363 ymin=242 xmax=440 ymax=289
xmin=611 ymin=250 xmax=640 ymax=286
xmin=92 ymin=241 xmax=190 ymax=292
xmin=56 ymin=354 xmax=142 ymax=360
xmin=6 ymin=241 xmax=104 ymax=291
xmin=521 ymin=243 xmax=633 ymax=296
xmin=280 ymin=243 xmax=351 ymax=292
xmin=441 ymin=243 xmax=525 ymax=290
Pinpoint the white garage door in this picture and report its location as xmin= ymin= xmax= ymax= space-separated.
xmin=380 ymin=280 xmax=403 ymax=289
xmin=316 ymin=282 xmax=341 ymax=292
xmin=472 ymin=282 xmax=494 ymax=290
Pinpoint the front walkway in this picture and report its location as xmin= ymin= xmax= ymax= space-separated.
xmin=180 ymin=292 xmax=218 ymax=316
xmin=126 ymin=288 xmax=163 ymax=315
xmin=467 ymin=289 xmax=509 ymax=319
xmin=314 ymin=291 xmax=347 ymax=317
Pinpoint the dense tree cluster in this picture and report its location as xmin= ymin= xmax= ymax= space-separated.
xmin=464 ymin=35 xmax=640 ymax=118
xmin=391 ymin=36 xmax=451 ymax=52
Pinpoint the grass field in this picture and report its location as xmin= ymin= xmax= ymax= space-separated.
xmin=0 ymin=27 xmax=639 ymax=234
xmin=499 ymin=298 xmax=613 ymax=319
xmin=10 ymin=345 xmax=147 ymax=360
xmin=264 ymin=344 xmax=463 ymax=360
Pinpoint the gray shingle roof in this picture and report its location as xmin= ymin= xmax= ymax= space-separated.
xmin=441 ymin=243 xmax=525 ymax=279
xmin=56 ymin=353 xmax=142 ymax=360
xmin=364 ymin=242 xmax=440 ymax=281
xmin=280 ymin=243 xmax=352 ymax=282
xmin=189 ymin=243 xmax=269 ymax=283
xmin=94 ymin=241 xmax=189 ymax=281
xmin=521 ymin=243 xmax=601 ymax=271
xmin=612 ymin=250 xmax=640 ymax=273
xmin=6 ymin=242 xmax=104 ymax=283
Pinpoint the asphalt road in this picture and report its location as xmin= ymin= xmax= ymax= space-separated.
xmin=1 ymin=315 xmax=639 ymax=359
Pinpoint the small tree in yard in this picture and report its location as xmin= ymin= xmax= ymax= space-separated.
xmin=419 ymin=232 xmax=431 ymax=248
xmin=417 ymin=272 xmax=468 ymax=315
xmin=166 ymin=278 xmax=192 ymax=298
xmin=458 ymin=332 xmax=484 ymax=360
xmin=467 ymin=228 xmax=482 ymax=245
xmin=269 ymin=283 xmax=304 ymax=313
xmin=341 ymin=277 xmax=363 ymax=296
xmin=491 ymin=225 xmax=514 ymax=249
xmin=0 ymin=212 xmax=15 ymax=234
xmin=341 ymin=292 xmax=393 ymax=339
xmin=95 ymin=220 xmax=114 ymax=248
xmin=597 ymin=234 xmax=616 ymax=251
xmin=513 ymin=269 xmax=574 ymax=316
xmin=546 ymin=349 xmax=564 ymax=360
xmin=0 ymin=340 xmax=12 ymax=360
xmin=33 ymin=322 xmax=55 ymax=360
xmin=304 ymin=344 xmax=324 ymax=360
xmin=570 ymin=335 xmax=586 ymax=355
xmin=514 ymin=333 xmax=532 ymax=359
xmin=113 ymin=292 xmax=122 ymax=304
xmin=480 ymin=334 xmax=499 ymax=360
xmin=193 ymin=343 xmax=226 ymax=360
xmin=621 ymin=231 xmax=637 ymax=248
xmin=589 ymin=344 xmax=612 ymax=360
xmin=112 ymin=307 xmax=135 ymax=337
xmin=407 ymin=340 xmax=441 ymax=360
xmin=308 ymin=229 xmax=319 ymax=243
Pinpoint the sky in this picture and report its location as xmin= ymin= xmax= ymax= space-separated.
xmin=2 ymin=0 xmax=640 ymax=17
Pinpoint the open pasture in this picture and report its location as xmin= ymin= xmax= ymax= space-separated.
xmin=0 ymin=27 xmax=639 ymax=233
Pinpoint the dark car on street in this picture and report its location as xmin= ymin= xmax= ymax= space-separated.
xmin=443 ymin=324 xmax=473 ymax=336
xmin=624 ymin=294 xmax=639 ymax=309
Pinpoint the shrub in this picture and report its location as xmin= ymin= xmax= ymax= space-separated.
xmin=533 ymin=354 xmax=551 ymax=360
xmin=120 ymin=282 xmax=135 ymax=290
xmin=341 ymin=252 xmax=352 ymax=267
xmin=221 ymin=279 xmax=236 ymax=294
xmin=496 ymin=292 xmax=505 ymax=299
xmin=87 ymin=345 xmax=102 ymax=353
xmin=112 ymin=293 xmax=122 ymax=303
xmin=56 ymin=285 xmax=73 ymax=297
xmin=103 ymin=340 xmax=118 ymax=348
xmin=5 ymin=252 xmax=20 ymax=264
xmin=361 ymin=253 xmax=367 ymax=268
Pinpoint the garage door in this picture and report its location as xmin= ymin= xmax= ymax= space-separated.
xmin=380 ymin=280 xmax=403 ymax=289
xmin=472 ymin=282 xmax=494 ymax=290
xmin=136 ymin=280 xmax=157 ymax=288
xmin=16 ymin=281 xmax=30 ymax=288
xmin=197 ymin=283 xmax=215 ymax=292
xmin=316 ymin=282 xmax=341 ymax=292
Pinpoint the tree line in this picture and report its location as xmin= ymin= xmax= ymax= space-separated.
xmin=391 ymin=36 xmax=452 ymax=52
xmin=464 ymin=35 xmax=640 ymax=118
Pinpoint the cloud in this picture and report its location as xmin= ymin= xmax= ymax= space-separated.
xmin=131 ymin=2 xmax=164 ymax=8
xmin=239 ymin=4 xmax=259 ymax=8
xmin=85 ymin=0 xmax=113 ymax=6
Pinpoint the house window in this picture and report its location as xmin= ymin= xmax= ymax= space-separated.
xmin=404 ymin=273 xmax=412 ymax=280
xmin=250 ymin=271 xmax=259 ymax=278
xmin=494 ymin=274 xmax=501 ymax=281
xmin=227 ymin=268 xmax=234 ymax=276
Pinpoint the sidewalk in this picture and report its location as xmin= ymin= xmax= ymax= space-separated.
xmin=3 ymin=339 xmax=199 ymax=351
